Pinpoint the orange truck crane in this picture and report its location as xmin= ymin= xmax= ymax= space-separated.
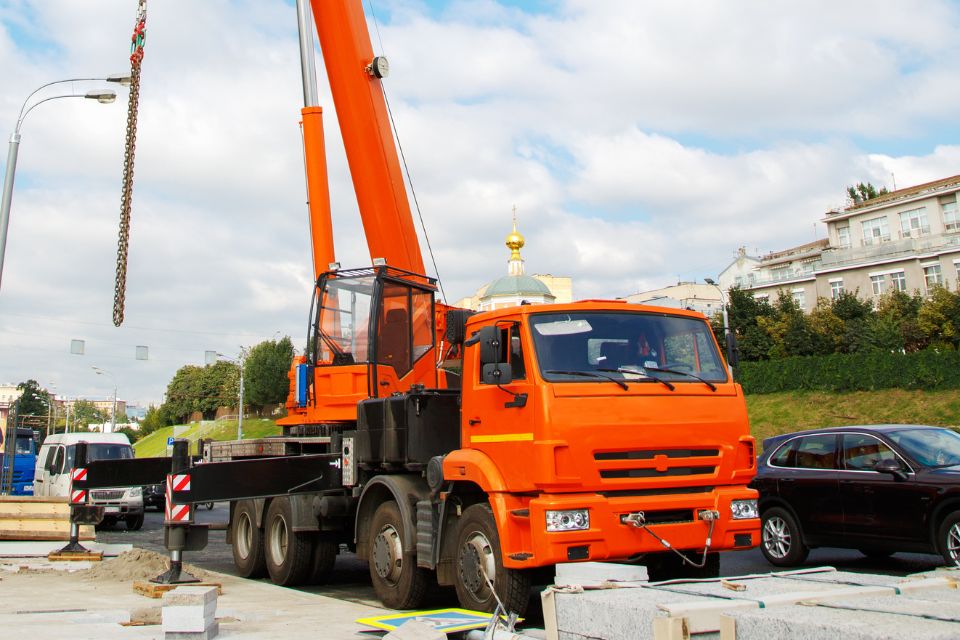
xmin=75 ymin=0 xmax=759 ymax=614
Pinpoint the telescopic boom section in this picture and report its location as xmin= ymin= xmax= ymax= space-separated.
xmin=308 ymin=0 xmax=425 ymax=275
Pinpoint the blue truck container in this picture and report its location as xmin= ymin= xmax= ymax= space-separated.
xmin=0 ymin=427 xmax=37 ymax=495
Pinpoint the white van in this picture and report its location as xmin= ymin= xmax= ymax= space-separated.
xmin=34 ymin=432 xmax=145 ymax=530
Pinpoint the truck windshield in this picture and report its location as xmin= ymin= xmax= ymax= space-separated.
xmin=530 ymin=311 xmax=728 ymax=384
xmin=317 ymin=275 xmax=374 ymax=364
xmin=66 ymin=443 xmax=134 ymax=469
xmin=15 ymin=438 xmax=34 ymax=455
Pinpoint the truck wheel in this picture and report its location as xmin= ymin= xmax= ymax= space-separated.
xmin=232 ymin=500 xmax=267 ymax=578
xmin=264 ymin=497 xmax=313 ymax=586
xmin=369 ymin=501 xmax=429 ymax=609
xmin=938 ymin=512 xmax=960 ymax=567
xmin=126 ymin=513 xmax=144 ymax=531
xmin=453 ymin=503 xmax=531 ymax=615
xmin=310 ymin=533 xmax=338 ymax=584
xmin=761 ymin=507 xmax=809 ymax=567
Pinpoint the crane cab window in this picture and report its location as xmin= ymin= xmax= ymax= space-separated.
xmin=377 ymin=283 xmax=434 ymax=377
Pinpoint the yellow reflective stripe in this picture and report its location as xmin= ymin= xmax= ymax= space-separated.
xmin=470 ymin=433 xmax=534 ymax=443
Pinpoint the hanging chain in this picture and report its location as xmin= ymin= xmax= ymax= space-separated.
xmin=113 ymin=0 xmax=147 ymax=326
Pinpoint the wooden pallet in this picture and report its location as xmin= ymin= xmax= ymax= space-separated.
xmin=133 ymin=580 xmax=223 ymax=599
xmin=47 ymin=551 xmax=103 ymax=562
xmin=0 ymin=496 xmax=94 ymax=541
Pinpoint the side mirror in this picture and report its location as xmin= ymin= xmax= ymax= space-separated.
xmin=482 ymin=362 xmax=513 ymax=385
xmin=466 ymin=326 xmax=501 ymax=365
xmin=874 ymin=458 xmax=908 ymax=481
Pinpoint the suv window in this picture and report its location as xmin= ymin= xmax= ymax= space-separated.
xmin=769 ymin=439 xmax=797 ymax=467
xmin=794 ymin=434 xmax=838 ymax=470
xmin=841 ymin=433 xmax=897 ymax=471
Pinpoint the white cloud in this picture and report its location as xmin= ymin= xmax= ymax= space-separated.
xmin=0 ymin=0 xmax=958 ymax=403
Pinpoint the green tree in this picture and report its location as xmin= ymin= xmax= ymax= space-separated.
xmin=807 ymin=298 xmax=844 ymax=354
xmin=70 ymin=399 xmax=108 ymax=431
xmin=139 ymin=404 xmax=172 ymax=436
xmin=918 ymin=286 xmax=960 ymax=350
xmin=870 ymin=289 xmax=926 ymax=352
xmin=727 ymin=287 xmax=775 ymax=361
xmin=846 ymin=182 xmax=889 ymax=205
xmin=164 ymin=365 xmax=205 ymax=423
xmin=830 ymin=290 xmax=875 ymax=353
xmin=15 ymin=379 xmax=50 ymax=422
xmin=243 ymin=337 xmax=295 ymax=410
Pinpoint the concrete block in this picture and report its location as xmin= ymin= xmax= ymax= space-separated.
xmin=162 ymin=586 xmax=218 ymax=634
xmin=164 ymin=621 xmax=219 ymax=640
xmin=554 ymin=562 xmax=648 ymax=587
xmin=383 ymin=620 xmax=447 ymax=640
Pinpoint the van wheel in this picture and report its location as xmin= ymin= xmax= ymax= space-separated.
xmin=232 ymin=500 xmax=266 ymax=578
xmin=126 ymin=513 xmax=144 ymax=531
xmin=453 ymin=503 xmax=531 ymax=615
xmin=264 ymin=497 xmax=312 ymax=586
xmin=369 ymin=501 xmax=429 ymax=609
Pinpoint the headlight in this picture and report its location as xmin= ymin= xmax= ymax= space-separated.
xmin=731 ymin=499 xmax=758 ymax=520
xmin=545 ymin=509 xmax=590 ymax=532
xmin=128 ymin=487 xmax=142 ymax=497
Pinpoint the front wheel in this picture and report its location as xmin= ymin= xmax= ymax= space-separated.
xmin=938 ymin=512 xmax=960 ymax=567
xmin=761 ymin=507 xmax=809 ymax=567
xmin=369 ymin=501 xmax=429 ymax=609
xmin=126 ymin=513 xmax=144 ymax=531
xmin=453 ymin=503 xmax=531 ymax=615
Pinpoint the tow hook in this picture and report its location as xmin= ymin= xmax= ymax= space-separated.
xmin=698 ymin=510 xmax=720 ymax=522
xmin=622 ymin=512 xmax=645 ymax=528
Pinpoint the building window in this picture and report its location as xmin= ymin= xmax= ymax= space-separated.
xmin=924 ymin=264 xmax=943 ymax=291
xmin=944 ymin=200 xmax=959 ymax=233
xmin=870 ymin=274 xmax=886 ymax=296
xmin=899 ymin=207 xmax=929 ymax=238
xmin=792 ymin=289 xmax=806 ymax=310
xmin=890 ymin=271 xmax=907 ymax=291
xmin=830 ymin=280 xmax=844 ymax=299
xmin=771 ymin=266 xmax=791 ymax=281
xmin=837 ymin=224 xmax=851 ymax=249
xmin=861 ymin=217 xmax=890 ymax=245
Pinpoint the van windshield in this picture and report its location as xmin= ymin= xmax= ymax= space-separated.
xmin=66 ymin=443 xmax=134 ymax=469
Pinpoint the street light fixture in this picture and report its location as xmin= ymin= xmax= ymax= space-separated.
xmin=0 ymin=76 xmax=128 ymax=291
xmin=704 ymin=278 xmax=737 ymax=370
xmin=91 ymin=366 xmax=118 ymax=433
xmin=217 ymin=352 xmax=246 ymax=441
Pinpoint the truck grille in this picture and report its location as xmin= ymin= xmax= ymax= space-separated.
xmin=595 ymin=448 xmax=719 ymax=481
xmin=91 ymin=490 xmax=125 ymax=501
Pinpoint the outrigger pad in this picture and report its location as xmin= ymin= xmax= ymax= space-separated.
xmin=150 ymin=562 xmax=201 ymax=585
xmin=70 ymin=505 xmax=105 ymax=525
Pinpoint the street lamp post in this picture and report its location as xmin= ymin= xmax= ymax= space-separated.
xmin=704 ymin=278 xmax=737 ymax=369
xmin=92 ymin=366 xmax=118 ymax=433
xmin=0 ymin=75 xmax=129 ymax=291
xmin=217 ymin=352 xmax=245 ymax=441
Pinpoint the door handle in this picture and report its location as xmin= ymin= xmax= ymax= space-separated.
xmin=468 ymin=418 xmax=481 ymax=426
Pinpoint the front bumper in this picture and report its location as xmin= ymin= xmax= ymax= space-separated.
xmin=509 ymin=485 xmax=759 ymax=568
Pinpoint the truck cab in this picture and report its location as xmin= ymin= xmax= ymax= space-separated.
xmin=0 ymin=427 xmax=37 ymax=495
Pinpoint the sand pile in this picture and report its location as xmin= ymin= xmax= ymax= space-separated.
xmin=81 ymin=548 xmax=211 ymax=582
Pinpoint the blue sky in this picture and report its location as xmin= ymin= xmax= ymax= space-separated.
xmin=0 ymin=0 xmax=959 ymax=404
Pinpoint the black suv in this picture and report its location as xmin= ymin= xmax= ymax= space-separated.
xmin=751 ymin=425 xmax=960 ymax=568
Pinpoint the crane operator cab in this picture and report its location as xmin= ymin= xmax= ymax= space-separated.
xmin=281 ymin=265 xmax=440 ymax=431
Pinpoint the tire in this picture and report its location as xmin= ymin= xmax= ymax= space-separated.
xmin=126 ymin=513 xmax=145 ymax=531
xmin=453 ymin=503 xmax=531 ymax=615
xmin=310 ymin=533 xmax=339 ymax=584
xmin=938 ymin=511 xmax=960 ymax=568
xmin=368 ymin=501 xmax=429 ymax=609
xmin=760 ymin=507 xmax=809 ymax=567
xmin=232 ymin=500 xmax=267 ymax=578
xmin=646 ymin=551 xmax=720 ymax=581
xmin=264 ymin=497 xmax=313 ymax=586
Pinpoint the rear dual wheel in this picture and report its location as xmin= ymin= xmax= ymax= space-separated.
xmin=232 ymin=500 xmax=266 ymax=578
xmin=264 ymin=498 xmax=313 ymax=586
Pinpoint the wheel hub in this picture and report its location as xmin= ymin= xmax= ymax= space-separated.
xmin=762 ymin=516 xmax=790 ymax=559
xmin=236 ymin=512 xmax=253 ymax=559
xmin=459 ymin=532 xmax=495 ymax=596
xmin=372 ymin=524 xmax=403 ymax=583
xmin=269 ymin=515 xmax=288 ymax=564
xmin=948 ymin=522 xmax=960 ymax=566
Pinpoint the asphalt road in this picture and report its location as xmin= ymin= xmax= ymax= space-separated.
xmin=98 ymin=504 xmax=947 ymax=616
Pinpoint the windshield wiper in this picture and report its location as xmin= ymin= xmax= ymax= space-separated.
xmin=596 ymin=368 xmax=675 ymax=391
xmin=546 ymin=370 xmax=629 ymax=391
xmin=643 ymin=366 xmax=717 ymax=391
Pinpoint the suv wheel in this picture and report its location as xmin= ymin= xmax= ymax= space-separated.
xmin=760 ymin=507 xmax=809 ymax=567
xmin=938 ymin=512 xmax=960 ymax=567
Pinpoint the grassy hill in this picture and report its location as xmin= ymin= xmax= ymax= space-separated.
xmin=134 ymin=389 xmax=960 ymax=457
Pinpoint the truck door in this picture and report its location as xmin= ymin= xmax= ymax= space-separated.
xmin=48 ymin=445 xmax=70 ymax=498
xmin=33 ymin=444 xmax=55 ymax=497
xmin=462 ymin=321 xmax=536 ymax=489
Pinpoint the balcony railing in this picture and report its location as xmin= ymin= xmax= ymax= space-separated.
xmin=820 ymin=232 xmax=960 ymax=269
xmin=899 ymin=226 xmax=930 ymax=239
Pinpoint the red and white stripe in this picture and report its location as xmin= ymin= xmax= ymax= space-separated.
xmin=71 ymin=489 xmax=87 ymax=504
xmin=71 ymin=467 xmax=87 ymax=482
xmin=164 ymin=473 xmax=192 ymax=523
